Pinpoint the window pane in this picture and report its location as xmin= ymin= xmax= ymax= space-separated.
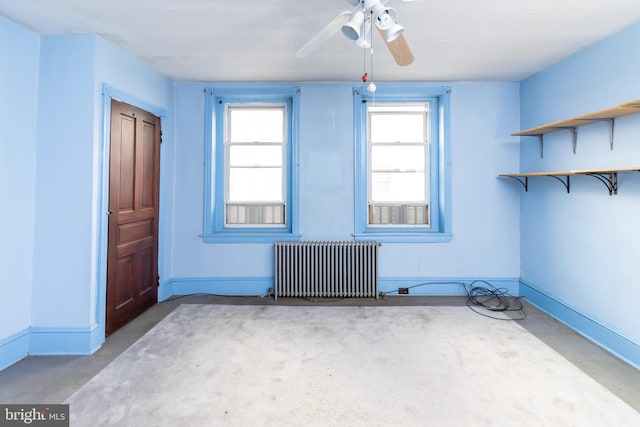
xmin=229 ymin=146 xmax=282 ymax=167
xmin=229 ymin=108 xmax=284 ymax=142
xmin=229 ymin=168 xmax=282 ymax=202
xmin=370 ymin=114 xmax=425 ymax=143
xmin=371 ymin=146 xmax=425 ymax=171
xmin=371 ymin=172 xmax=425 ymax=202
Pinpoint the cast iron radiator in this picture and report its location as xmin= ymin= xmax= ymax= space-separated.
xmin=274 ymin=241 xmax=380 ymax=300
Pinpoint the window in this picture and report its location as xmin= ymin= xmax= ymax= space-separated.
xmin=353 ymin=85 xmax=452 ymax=242
xmin=202 ymin=87 xmax=301 ymax=243
xmin=369 ymin=103 xmax=429 ymax=226
xmin=226 ymin=105 xmax=286 ymax=226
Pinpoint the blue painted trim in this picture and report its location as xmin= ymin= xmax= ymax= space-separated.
xmin=202 ymin=85 xmax=301 ymax=243
xmin=201 ymin=232 xmax=302 ymax=244
xmin=203 ymin=88 xmax=215 ymax=235
xmin=380 ymin=277 xmax=520 ymax=296
xmin=353 ymin=232 xmax=453 ymax=243
xmin=97 ymin=83 xmax=168 ymax=350
xmin=158 ymin=276 xmax=519 ymax=301
xmin=352 ymin=85 xmax=453 ymax=242
xmin=440 ymin=87 xmax=453 ymax=236
xmin=158 ymin=280 xmax=174 ymax=302
xmin=29 ymin=324 xmax=102 ymax=356
xmin=520 ymin=280 xmax=640 ymax=370
xmin=353 ymin=86 xmax=367 ymax=235
xmin=162 ymin=277 xmax=274 ymax=298
xmin=290 ymin=87 xmax=301 ymax=238
xmin=96 ymin=84 xmax=112 ymax=353
xmin=0 ymin=328 xmax=30 ymax=371
xmin=102 ymin=84 xmax=168 ymax=118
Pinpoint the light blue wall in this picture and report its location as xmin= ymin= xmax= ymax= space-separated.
xmin=519 ymin=22 xmax=640 ymax=355
xmin=8 ymin=6 xmax=635 ymax=370
xmin=29 ymin=33 xmax=173 ymax=347
xmin=21 ymin=9 xmax=640 ymax=369
xmin=1 ymin=8 xmax=636 ymax=369
xmin=0 ymin=24 xmax=173 ymax=366
xmin=31 ymin=34 xmax=96 ymax=330
xmin=0 ymin=15 xmax=40 ymax=365
xmin=168 ymin=81 xmax=521 ymax=294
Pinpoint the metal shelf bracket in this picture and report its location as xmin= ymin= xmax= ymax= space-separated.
xmin=607 ymin=118 xmax=615 ymax=150
xmin=503 ymin=176 xmax=529 ymax=191
xmin=585 ymin=172 xmax=617 ymax=196
xmin=537 ymin=135 xmax=544 ymax=158
xmin=557 ymin=127 xmax=579 ymax=154
xmin=548 ymin=175 xmax=571 ymax=193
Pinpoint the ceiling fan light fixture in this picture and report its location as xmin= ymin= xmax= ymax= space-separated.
xmin=384 ymin=22 xmax=404 ymax=43
xmin=342 ymin=10 xmax=365 ymax=41
xmin=354 ymin=20 xmax=372 ymax=48
xmin=371 ymin=3 xmax=396 ymax=30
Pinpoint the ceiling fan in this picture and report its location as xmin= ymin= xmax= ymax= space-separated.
xmin=295 ymin=0 xmax=415 ymax=67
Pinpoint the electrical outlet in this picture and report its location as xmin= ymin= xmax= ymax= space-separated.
xmin=398 ymin=287 xmax=409 ymax=294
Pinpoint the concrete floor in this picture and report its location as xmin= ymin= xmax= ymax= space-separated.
xmin=1 ymin=295 xmax=639 ymax=413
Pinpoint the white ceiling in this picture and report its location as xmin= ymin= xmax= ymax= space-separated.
xmin=1 ymin=0 xmax=640 ymax=82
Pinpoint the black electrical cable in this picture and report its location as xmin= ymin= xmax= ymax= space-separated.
xmin=159 ymin=293 xmax=269 ymax=303
xmin=463 ymin=280 xmax=525 ymax=320
xmin=163 ymin=281 xmax=525 ymax=320
xmin=380 ymin=281 xmax=466 ymax=295
xmin=380 ymin=280 xmax=526 ymax=320
xmin=299 ymin=297 xmax=346 ymax=304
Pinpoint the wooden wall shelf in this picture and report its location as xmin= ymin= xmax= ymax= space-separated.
xmin=499 ymin=167 xmax=640 ymax=196
xmin=512 ymin=99 xmax=640 ymax=157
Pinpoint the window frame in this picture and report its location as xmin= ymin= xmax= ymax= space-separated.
xmin=201 ymin=86 xmax=301 ymax=243
xmin=353 ymin=85 xmax=452 ymax=243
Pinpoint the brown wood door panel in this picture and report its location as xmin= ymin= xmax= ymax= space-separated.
xmin=141 ymin=120 xmax=158 ymax=209
xmin=138 ymin=247 xmax=156 ymax=298
xmin=114 ymin=256 xmax=135 ymax=309
xmin=118 ymin=219 xmax=153 ymax=243
xmin=117 ymin=115 xmax=136 ymax=212
xmin=107 ymin=99 xmax=160 ymax=335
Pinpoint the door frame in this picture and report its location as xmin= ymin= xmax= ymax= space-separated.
xmin=96 ymin=83 xmax=167 ymax=345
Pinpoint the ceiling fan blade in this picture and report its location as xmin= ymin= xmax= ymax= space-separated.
xmin=378 ymin=29 xmax=414 ymax=66
xmin=295 ymin=11 xmax=352 ymax=58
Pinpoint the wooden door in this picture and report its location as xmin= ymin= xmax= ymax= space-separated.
xmin=106 ymin=99 xmax=161 ymax=335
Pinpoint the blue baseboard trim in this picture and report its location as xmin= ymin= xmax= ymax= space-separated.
xmin=380 ymin=277 xmax=520 ymax=296
xmin=520 ymin=280 xmax=640 ymax=370
xmin=158 ymin=280 xmax=173 ymax=301
xmin=160 ymin=277 xmax=275 ymax=301
xmin=29 ymin=323 xmax=102 ymax=356
xmin=0 ymin=328 xmax=30 ymax=371
xmin=159 ymin=276 xmax=520 ymax=300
